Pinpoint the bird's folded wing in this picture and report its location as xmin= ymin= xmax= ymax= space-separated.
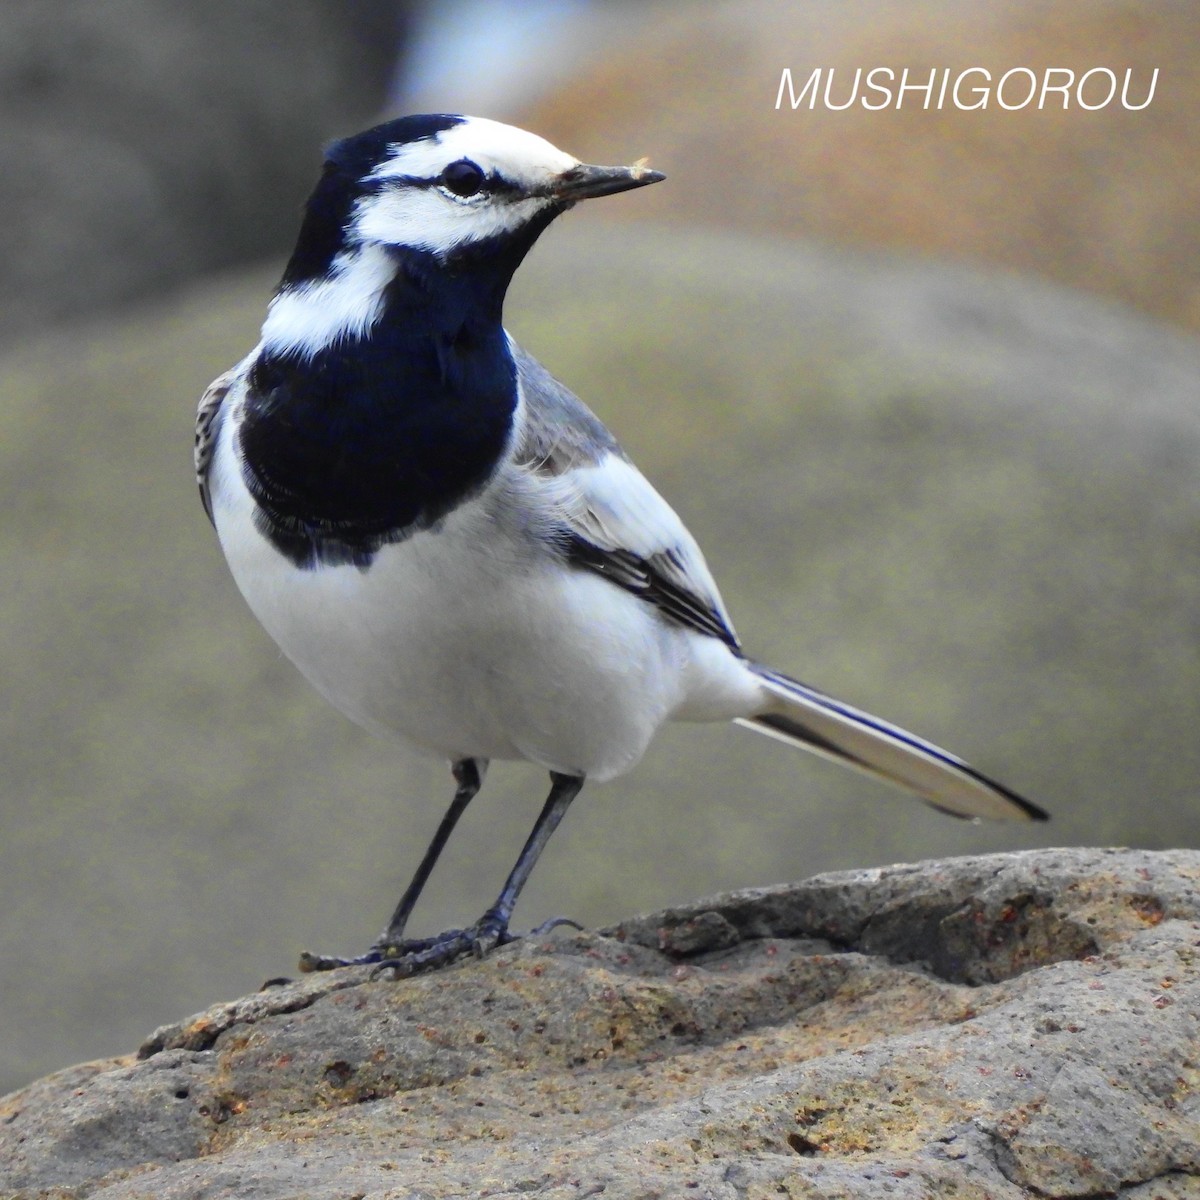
xmin=195 ymin=367 xmax=239 ymax=526
xmin=511 ymin=340 xmax=740 ymax=650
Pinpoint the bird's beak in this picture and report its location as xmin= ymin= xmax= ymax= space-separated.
xmin=551 ymin=160 xmax=665 ymax=202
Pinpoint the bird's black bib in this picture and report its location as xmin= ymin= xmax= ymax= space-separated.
xmin=239 ymin=317 xmax=517 ymax=571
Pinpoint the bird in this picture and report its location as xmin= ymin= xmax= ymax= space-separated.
xmin=195 ymin=113 xmax=1046 ymax=977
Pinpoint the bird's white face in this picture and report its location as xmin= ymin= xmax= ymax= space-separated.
xmin=351 ymin=117 xmax=581 ymax=256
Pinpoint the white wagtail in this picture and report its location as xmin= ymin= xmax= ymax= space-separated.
xmin=196 ymin=114 xmax=1046 ymax=976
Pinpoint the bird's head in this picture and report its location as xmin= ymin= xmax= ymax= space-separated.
xmin=281 ymin=114 xmax=663 ymax=286
xmin=264 ymin=115 xmax=662 ymax=358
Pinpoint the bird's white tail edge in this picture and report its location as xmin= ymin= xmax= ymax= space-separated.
xmin=737 ymin=663 xmax=1047 ymax=822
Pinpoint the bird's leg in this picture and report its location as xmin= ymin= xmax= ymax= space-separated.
xmin=371 ymin=770 xmax=585 ymax=978
xmin=298 ymin=758 xmax=486 ymax=971
xmin=371 ymin=758 xmax=488 ymax=953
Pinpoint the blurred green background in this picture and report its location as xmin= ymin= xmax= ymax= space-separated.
xmin=2 ymin=0 xmax=1197 ymax=1095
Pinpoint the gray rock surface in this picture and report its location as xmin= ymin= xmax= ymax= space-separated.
xmin=3 ymin=848 xmax=1199 ymax=1197
xmin=4 ymin=222 xmax=1200 ymax=1095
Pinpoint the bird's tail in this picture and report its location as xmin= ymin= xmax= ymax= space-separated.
xmin=737 ymin=663 xmax=1046 ymax=822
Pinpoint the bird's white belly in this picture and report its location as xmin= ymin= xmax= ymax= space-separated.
xmin=212 ymin=487 xmax=699 ymax=781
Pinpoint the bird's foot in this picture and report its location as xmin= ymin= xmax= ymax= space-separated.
xmin=297 ymin=936 xmax=446 ymax=974
xmin=298 ymin=912 xmax=584 ymax=977
xmin=368 ymin=909 xmax=514 ymax=979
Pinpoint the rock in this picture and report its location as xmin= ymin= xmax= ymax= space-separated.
xmin=3 ymin=848 xmax=1199 ymax=1197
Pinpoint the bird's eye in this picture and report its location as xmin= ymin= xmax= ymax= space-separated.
xmin=441 ymin=159 xmax=485 ymax=198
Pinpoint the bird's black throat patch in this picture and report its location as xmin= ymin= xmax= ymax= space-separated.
xmin=241 ymin=178 xmax=563 ymax=572
xmin=239 ymin=308 xmax=517 ymax=571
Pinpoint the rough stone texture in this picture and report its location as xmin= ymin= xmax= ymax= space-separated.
xmin=3 ymin=848 xmax=1199 ymax=1197
xmin=4 ymin=223 xmax=1200 ymax=1095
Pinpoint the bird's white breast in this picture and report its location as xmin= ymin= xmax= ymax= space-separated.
xmin=207 ymin=401 xmax=752 ymax=780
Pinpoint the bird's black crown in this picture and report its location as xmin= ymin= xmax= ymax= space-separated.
xmin=282 ymin=114 xmax=468 ymax=287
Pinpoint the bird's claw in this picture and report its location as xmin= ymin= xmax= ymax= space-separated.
xmin=299 ymin=910 xmax=583 ymax=979
xmin=297 ymin=948 xmax=383 ymax=973
xmin=369 ymin=912 xmax=512 ymax=979
xmin=528 ymin=914 xmax=584 ymax=936
xmin=297 ymin=933 xmax=453 ymax=974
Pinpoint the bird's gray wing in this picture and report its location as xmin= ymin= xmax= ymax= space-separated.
xmin=195 ymin=367 xmax=237 ymax=526
xmin=510 ymin=340 xmax=740 ymax=650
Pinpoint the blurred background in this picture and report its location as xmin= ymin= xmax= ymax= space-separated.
xmin=1 ymin=0 xmax=1197 ymax=1096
